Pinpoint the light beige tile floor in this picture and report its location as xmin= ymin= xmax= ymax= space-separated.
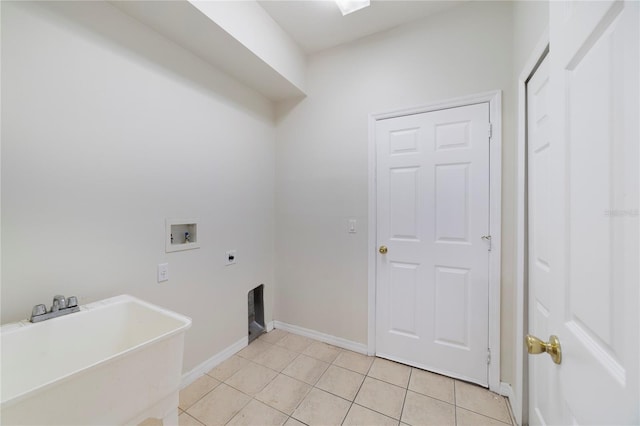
xmin=173 ymin=329 xmax=514 ymax=426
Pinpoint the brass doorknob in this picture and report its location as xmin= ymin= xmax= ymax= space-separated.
xmin=379 ymin=245 xmax=388 ymax=254
xmin=526 ymin=334 xmax=562 ymax=364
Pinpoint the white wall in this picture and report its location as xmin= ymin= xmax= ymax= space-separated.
xmin=513 ymin=0 xmax=549 ymax=74
xmin=275 ymin=1 xmax=516 ymax=382
xmin=1 ymin=1 xmax=276 ymax=373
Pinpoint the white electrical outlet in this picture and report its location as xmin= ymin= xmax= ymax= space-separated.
xmin=225 ymin=250 xmax=237 ymax=266
xmin=158 ymin=263 xmax=169 ymax=282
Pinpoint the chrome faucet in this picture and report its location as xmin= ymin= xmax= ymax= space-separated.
xmin=30 ymin=295 xmax=80 ymax=323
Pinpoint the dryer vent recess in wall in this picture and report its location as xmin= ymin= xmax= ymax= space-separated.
xmin=248 ymin=285 xmax=265 ymax=343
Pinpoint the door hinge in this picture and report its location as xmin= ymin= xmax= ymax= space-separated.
xmin=488 ymin=122 xmax=493 ymax=139
xmin=487 ymin=349 xmax=491 ymax=365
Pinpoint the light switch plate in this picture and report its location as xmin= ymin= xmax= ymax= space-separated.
xmin=348 ymin=219 xmax=357 ymax=233
xmin=158 ymin=263 xmax=169 ymax=282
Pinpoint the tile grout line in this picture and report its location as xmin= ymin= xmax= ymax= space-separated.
xmin=364 ymin=374 xmax=411 ymax=390
xmin=261 ymin=334 xmax=327 ymax=423
xmin=398 ymin=368 xmax=411 ymax=424
xmin=349 ymin=402 xmax=400 ymax=424
xmin=338 ymin=400 xmax=354 ymax=426
xmin=180 ymin=376 xmax=223 ymax=415
xmin=287 ymin=370 xmax=315 ymax=424
xmin=340 ymin=401 xmax=355 ymax=426
xmin=216 ymin=358 xmax=277 ymax=426
xmin=221 ymin=387 xmax=253 ymax=426
xmin=338 ymin=359 xmax=371 ymax=425
xmin=241 ymin=394 xmax=298 ymax=426
xmin=453 ymin=380 xmax=457 ymax=425
xmin=456 ymin=407 xmax=513 ymax=426
xmin=180 ymin=411 xmax=205 ymax=426
xmin=287 ymin=344 xmax=368 ymax=425
xmin=453 ymin=381 xmax=512 ymax=425
xmin=336 ymin=360 xmax=409 ymax=423
xmin=185 ymin=334 xmax=287 ymax=426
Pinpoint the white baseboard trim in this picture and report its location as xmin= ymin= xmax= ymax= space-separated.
xmin=500 ymin=382 xmax=518 ymax=426
xmin=272 ymin=321 xmax=368 ymax=354
xmin=266 ymin=321 xmax=274 ymax=332
xmin=499 ymin=381 xmax=514 ymax=398
xmin=180 ymin=336 xmax=247 ymax=389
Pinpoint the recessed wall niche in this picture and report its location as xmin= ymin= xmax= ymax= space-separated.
xmin=165 ymin=218 xmax=200 ymax=253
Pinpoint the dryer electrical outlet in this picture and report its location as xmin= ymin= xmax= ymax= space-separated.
xmin=225 ymin=250 xmax=237 ymax=266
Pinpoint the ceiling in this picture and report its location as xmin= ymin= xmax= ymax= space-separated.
xmin=258 ymin=0 xmax=465 ymax=54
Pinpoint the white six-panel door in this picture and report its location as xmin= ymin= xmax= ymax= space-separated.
xmin=527 ymin=53 xmax=553 ymax=426
xmin=375 ymin=103 xmax=491 ymax=386
xmin=528 ymin=1 xmax=639 ymax=423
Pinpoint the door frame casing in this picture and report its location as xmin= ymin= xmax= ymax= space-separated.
xmin=367 ymin=90 xmax=502 ymax=393
xmin=514 ymin=31 xmax=549 ymax=426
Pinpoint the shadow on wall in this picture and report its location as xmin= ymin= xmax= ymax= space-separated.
xmin=275 ymin=95 xmax=307 ymax=124
xmin=19 ymin=1 xmax=274 ymax=122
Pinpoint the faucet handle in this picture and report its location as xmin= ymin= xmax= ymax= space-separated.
xmin=31 ymin=304 xmax=47 ymax=317
xmin=67 ymin=296 xmax=78 ymax=308
xmin=53 ymin=295 xmax=67 ymax=310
